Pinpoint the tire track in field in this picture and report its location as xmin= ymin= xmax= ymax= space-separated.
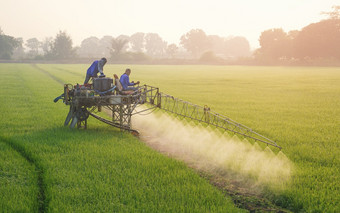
xmin=52 ymin=67 xmax=84 ymax=78
xmin=0 ymin=135 xmax=47 ymax=213
xmin=31 ymin=64 xmax=65 ymax=85
xmin=1 ymin=65 xmax=56 ymax=212
xmin=27 ymin=64 xmax=79 ymax=211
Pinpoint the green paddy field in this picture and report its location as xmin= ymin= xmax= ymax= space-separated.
xmin=0 ymin=63 xmax=339 ymax=212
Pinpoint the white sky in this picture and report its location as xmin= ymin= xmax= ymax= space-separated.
xmin=0 ymin=0 xmax=338 ymax=50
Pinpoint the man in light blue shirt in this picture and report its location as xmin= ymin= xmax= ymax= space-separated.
xmin=84 ymin=58 xmax=107 ymax=84
xmin=120 ymin=68 xmax=140 ymax=91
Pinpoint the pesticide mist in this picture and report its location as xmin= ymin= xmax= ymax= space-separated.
xmin=132 ymin=108 xmax=293 ymax=191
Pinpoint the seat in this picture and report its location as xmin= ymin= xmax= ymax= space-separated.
xmin=113 ymin=74 xmax=135 ymax=95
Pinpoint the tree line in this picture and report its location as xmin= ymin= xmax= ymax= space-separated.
xmin=0 ymin=29 xmax=251 ymax=62
xmin=1 ymin=6 xmax=339 ymax=65
xmin=255 ymin=6 xmax=340 ymax=65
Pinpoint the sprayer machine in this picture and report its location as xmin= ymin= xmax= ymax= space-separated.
xmin=55 ymin=75 xmax=282 ymax=150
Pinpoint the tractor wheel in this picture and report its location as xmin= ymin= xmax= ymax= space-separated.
xmin=64 ymin=105 xmax=75 ymax=126
xmin=76 ymin=107 xmax=89 ymax=121
xmin=69 ymin=115 xmax=78 ymax=128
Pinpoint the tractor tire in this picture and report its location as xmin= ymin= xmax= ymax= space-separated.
xmin=64 ymin=105 xmax=75 ymax=126
xmin=76 ymin=107 xmax=89 ymax=121
xmin=69 ymin=116 xmax=78 ymax=128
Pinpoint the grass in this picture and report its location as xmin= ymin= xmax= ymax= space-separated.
xmin=0 ymin=64 xmax=244 ymax=212
xmin=35 ymin=63 xmax=340 ymax=212
xmin=131 ymin=65 xmax=340 ymax=212
xmin=0 ymin=63 xmax=339 ymax=212
xmin=0 ymin=141 xmax=39 ymax=212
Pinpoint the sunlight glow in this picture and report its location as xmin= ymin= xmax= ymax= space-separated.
xmin=0 ymin=0 xmax=337 ymax=49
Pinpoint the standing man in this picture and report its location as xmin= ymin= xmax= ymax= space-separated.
xmin=120 ymin=68 xmax=140 ymax=91
xmin=84 ymin=57 xmax=107 ymax=84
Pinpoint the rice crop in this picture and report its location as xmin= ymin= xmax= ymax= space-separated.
xmin=0 ymin=63 xmax=244 ymax=212
xmin=0 ymin=141 xmax=39 ymax=212
xmin=0 ymin=63 xmax=339 ymax=212
xmin=128 ymin=65 xmax=340 ymax=212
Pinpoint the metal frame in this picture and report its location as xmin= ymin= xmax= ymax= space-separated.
xmin=63 ymin=84 xmax=159 ymax=134
xmin=61 ymin=83 xmax=281 ymax=150
xmin=155 ymin=93 xmax=282 ymax=149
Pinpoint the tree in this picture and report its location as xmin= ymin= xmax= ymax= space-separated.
xmin=110 ymin=37 xmax=129 ymax=58
xmin=166 ymin=43 xmax=178 ymax=58
xmin=144 ymin=33 xmax=167 ymax=58
xmin=51 ymin=31 xmax=75 ymax=59
xmin=130 ymin=32 xmax=145 ymax=52
xmin=78 ymin=36 xmax=100 ymax=58
xmin=255 ymin=9 xmax=340 ymax=64
xmin=116 ymin=35 xmax=130 ymax=52
xmin=286 ymin=30 xmax=299 ymax=58
xmin=0 ymin=28 xmax=20 ymax=59
xmin=41 ymin=37 xmax=53 ymax=58
xmin=321 ymin=5 xmax=340 ymax=19
xmin=26 ymin=38 xmax=41 ymax=58
xmin=199 ymin=51 xmax=222 ymax=63
xmin=208 ymin=35 xmax=225 ymax=56
xmin=12 ymin=37 xmax=25 ymax=60
xmin=180 ymin=29 xmax=211 ymax=58
xmin=256 ymin=28 xmax=291 ymax=62
xmin=99 ymin=36 xmax=114 ymax=57
xmin=294 ymin=19 xmax=340 ymax=59
xmin=223 ymin=36 xmax=251 ymax=58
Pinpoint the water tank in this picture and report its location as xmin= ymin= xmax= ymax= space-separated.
xmin=93 ymin=77 xmax=113 ymax=92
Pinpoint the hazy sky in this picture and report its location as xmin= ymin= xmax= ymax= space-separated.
xmin=0 ymin=0 xmax=338 ymax=50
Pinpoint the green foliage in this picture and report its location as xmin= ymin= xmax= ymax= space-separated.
xmin=0 ymin=30 xmax=20 ymax=59
xmin=51 ymin=31 xmax=76 ymax=59
xmin=26 ymin=38 xmax=41 ymax=58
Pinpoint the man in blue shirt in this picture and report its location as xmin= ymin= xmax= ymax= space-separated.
xmin=84 ymin=58 xmax=107 ymax=84
xmin=120 ymin=68 xmax=140 ymax=91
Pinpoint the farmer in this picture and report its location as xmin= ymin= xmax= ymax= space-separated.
xmin=120 ymin=68 xmax=140 ymax=91
xmin=84 ymin=57 xmax=107 ymax=84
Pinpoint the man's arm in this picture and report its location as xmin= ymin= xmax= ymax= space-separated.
xmin=124 ymin=75 xmax=135 ymax=86
xmin=127 ymin=79 xmax=135 ymax=86
xmin=97 ymin=61 xmax=104 ymax=75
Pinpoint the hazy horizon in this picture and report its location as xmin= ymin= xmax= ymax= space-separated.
xmin=1 ymin=0 xmax=337 ymax=50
